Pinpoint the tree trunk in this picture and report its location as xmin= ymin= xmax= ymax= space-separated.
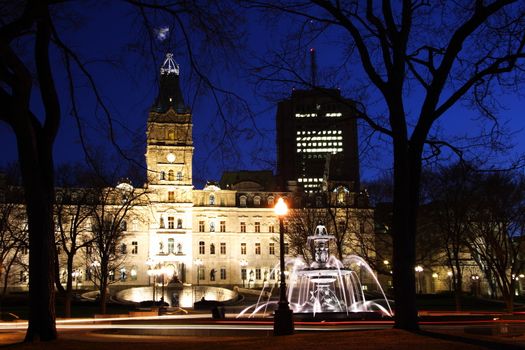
xmin=391 ymin=140 xmax=421 ymax=331
xmin=99 ymin=284 xmax=108 ymax=315
xmin=18 ymin=133 xmax=57 ymax=342
xmin=64 ymin=255 xmax=74 ymax=318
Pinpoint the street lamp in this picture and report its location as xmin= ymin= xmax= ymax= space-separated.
xmin=471 ymin=274 xmax=480 ymax=297
xmin=415 ymin=265 xmax=424 ymax=294
xmin=195 ymin=258 xmax=203 ymax=286
xmin=447 ymin=271 xmax=453 ymax=292
xmin=240 ymin=259 xmax=248 ymax=288
xmin=273 ymin=197 xmax=294 ymax=336
xmin=147 ymin=268 xmax=156 ymax=302
xmin=145 ymin=258 xmax=155 ymax=284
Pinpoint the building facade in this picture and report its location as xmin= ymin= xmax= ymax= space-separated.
xmin=0 ymin=54 xmax=373 ymax=294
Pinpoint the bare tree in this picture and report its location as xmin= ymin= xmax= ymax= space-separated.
xmin=467 ymin=170 xmax=525 ymax=311
xmin=0 ymin=202 xmax=27 ymax=296
xmin=286 ymin=207 xmax=325 ymax=264
xmin=54 ymin=186 xmax=95 ymax=318
xmin=247 ymin=1 xmax=525 ymax=330
xmin=0 ymin=0 xmax=245 ymax=340
xmin=87 ymin=182 xmax=149 ymax=314
xmin=420 ymin=163 xmax=479 ymax=309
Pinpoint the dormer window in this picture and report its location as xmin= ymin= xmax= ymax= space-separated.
xmin=268 ymin=196 xmax=275 ymax=207
xmin=254 ymin=196 xmax=261 ymax=206
xmin=240 ymin=195 xmax=247 ymax=207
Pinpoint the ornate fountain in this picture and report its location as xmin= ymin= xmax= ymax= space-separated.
xmin=238 ymin=224 xmax=392 ymax=318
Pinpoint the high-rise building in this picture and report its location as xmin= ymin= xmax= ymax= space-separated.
xmin=276 ymin=87 xmax=360 ymax=193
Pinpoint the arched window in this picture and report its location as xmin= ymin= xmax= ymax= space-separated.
xmin=254 ymin=196 xmax=261 ymax=206
xmin=267 ymin=196 xmax=275 ymax=207
xmin=210 ymin=243 xmax=215 ymax=255
xmin=240 ymin=195 xmax=247 ymax=207
xmin=209 ymin=194 xmax=215 ymax=206
xmin=168 ymin=170 xmax=174 ymax=181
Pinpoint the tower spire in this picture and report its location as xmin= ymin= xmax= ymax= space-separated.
xmin=161 ymin=53 xmax=179 ymax=75
xmin=152 ymin=52 xmax=188 ymax=113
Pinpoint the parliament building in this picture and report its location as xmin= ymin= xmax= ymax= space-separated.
xmin=1 ymin=53 xmax=371 ymax=292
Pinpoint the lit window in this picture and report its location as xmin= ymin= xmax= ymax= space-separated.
xmin=168 ymin=170 xmax=174 ymax=181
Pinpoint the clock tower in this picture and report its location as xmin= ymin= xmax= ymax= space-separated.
xmin=145 ymin=53 xmax=194 ymax=283
xmin=146 ymin=53 xmax=193 ymax=203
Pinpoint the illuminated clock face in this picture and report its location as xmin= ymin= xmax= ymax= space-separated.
xmin=166 ymin=153 xmax=176 ymax=163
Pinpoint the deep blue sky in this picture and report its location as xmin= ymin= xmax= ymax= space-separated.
xmin=1 ymin=2 xmax=524 ymax=188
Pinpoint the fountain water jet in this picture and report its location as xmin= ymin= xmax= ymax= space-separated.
xmin=238 ymin=224 xmax=393 ymax=319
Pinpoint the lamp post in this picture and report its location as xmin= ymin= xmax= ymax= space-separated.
xmin=194 ymin=258 xmax=203 ymax=304
xmin=145 ymin=258 xmax=155 ymax=285
xmin=240 ymin=259 xmax=248 ymax=288
xmin=90 ymin=260 xmax=100 ymax=291
xmin=72 ymin=269 xmax=79 ymax=290
xmin=447 ymin=271 xmax=453 ymax=292
xmin=273 ymin=197 xmax=294 ymax=336
xmin=415 ymin=265 xmax=424 ymax=294
xmin=147 ymin=269 xmax=156 ymax=302
xmin=195 ymin=258 xmax=203 ymax=286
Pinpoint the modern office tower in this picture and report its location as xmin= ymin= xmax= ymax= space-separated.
xmin=276 ymin=87 xmax=360 ymax=193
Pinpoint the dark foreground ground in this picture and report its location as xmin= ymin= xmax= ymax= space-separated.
xmin=1 ymin=328 xmax=525 ymax=350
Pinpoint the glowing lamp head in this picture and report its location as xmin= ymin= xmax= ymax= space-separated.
xmin=274 ymin=198 xmax=288 ymax=216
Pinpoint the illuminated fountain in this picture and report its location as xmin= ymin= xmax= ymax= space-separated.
xmin=238 ymin=224 xmax=392 ymax=318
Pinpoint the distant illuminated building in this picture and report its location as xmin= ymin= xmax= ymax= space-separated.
xmin=276 ymin=51 xmax=360 ymax=193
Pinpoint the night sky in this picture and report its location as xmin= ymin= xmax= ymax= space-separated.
xmin=1 ymin=2 xmax=524 ymax=188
